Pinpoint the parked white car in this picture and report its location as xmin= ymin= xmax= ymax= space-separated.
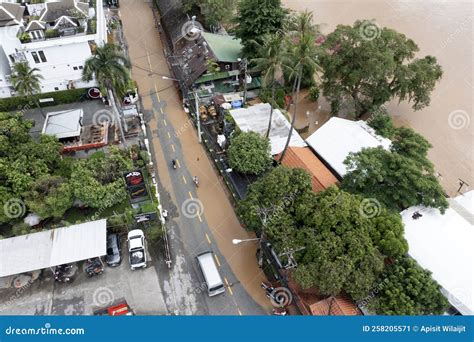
xmin=127 ymin=229 xmax=147 ymax=270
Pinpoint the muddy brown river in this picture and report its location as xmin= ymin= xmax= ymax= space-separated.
xmin=283 ymin=0 xmax=473 ymax=196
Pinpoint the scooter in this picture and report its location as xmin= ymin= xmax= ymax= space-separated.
xmin=172 ymin=159 xmax=177 ymax=169
xmin=193 ymin=176 xmax=199 ymax=187
xmin=272 ymin=307 xmax=288 ymax=316
xmin=53 ymin=271 xmax=70 ymax=283
xmin=85 ymin=258 xmax=104 ymax=278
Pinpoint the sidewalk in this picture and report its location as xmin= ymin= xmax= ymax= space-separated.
xmin=118 ymin=0 xmax=270 ymax=311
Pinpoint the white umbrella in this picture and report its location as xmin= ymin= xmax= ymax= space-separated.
xmin=24 ymin=213 xmax=40 ymax=226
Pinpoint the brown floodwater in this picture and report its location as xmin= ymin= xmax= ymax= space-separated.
xmin=283 ymin=0 xmax=473 ymax=196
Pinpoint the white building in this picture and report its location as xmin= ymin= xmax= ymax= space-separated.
xmin=229 ymin=103 xmax=307 ymax=155
xmin=401 ymin=191 xmax=474 ymax=315
xmin=0 ymin=0 xmax=107 ymax=98
xmin=305 ymin=117 xmax=392 ymax=178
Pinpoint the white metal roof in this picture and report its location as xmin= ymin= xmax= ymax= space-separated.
xmin=229 ymin=103 xmax=306 ymax=155
xmin=305 ymin=117 xmax=391 ymax=177
xmin=0 ymin=219 xmax=107 ymax=277
xmin=42 ymin=109 xmax=83 ymax=139
xmin=401 ymin=191 xmax=474 ymax=315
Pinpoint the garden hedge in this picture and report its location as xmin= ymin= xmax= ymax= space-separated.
xmin=0 ymin=88 xmax=88 ymax=112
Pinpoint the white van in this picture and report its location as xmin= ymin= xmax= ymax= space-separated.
xmin=196 ymin=251 xmax=225 ymax=297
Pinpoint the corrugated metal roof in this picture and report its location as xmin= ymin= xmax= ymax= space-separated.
xmin=401 ymin=191 xmax=474 ymax=315
xmin=229 ymin=103 xmax=306 ymax=155
xmin=202 ymin=32 xmax=242 ymax=62
xmin=278 ymin=147 xmax=338 ymax=192
xmin=0 ymin=219 xmax=107 ymax=277
xmin=306 ymin=117 xmax=391 ymax=177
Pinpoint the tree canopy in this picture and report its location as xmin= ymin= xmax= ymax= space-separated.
xmin=238 ymin=167 xmax=408 ymax=299
xmin=234 ymin=0 xmax=288 ymax=59
xmin=228 ymin=131 xmax=272 ymax=175
xmin=184 ymin=0 xmax=235 ymax=27
xmin=319 ymin=20 xmax=443 ymax=116
xmin=343 ymin=113 xmax=448 ymax=213
xmin=371 ymin=256 xmax=449 ymax=315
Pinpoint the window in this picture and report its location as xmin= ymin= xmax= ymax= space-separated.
xmin=38 ymin=51 xmax=47 ymax=63
xmin=79 ymin=65 xmax=83 ymax=70
xmin=73 ymin=66 xmax=78 ymax=70
xmin=31 ymin=51 xmax=40 ymax=63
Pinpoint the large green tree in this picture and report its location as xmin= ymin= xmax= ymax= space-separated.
xmin=342 ymin=147 xmax=448 ymax=212
xmin=234 ymin=0 xmax=287 ymax=59
xmin=371 ymin=257 xmax=449 ymax=315
xmin=70 ymin=148 xmax=131 ymax=208
xmin=320 ymin=20 xmax=443 ymax=116
xmin=24 ymin=175 xmax=73 ymax=219
xmin=238 ymin=168 xmax=408 ymax=299
xmin=184 ymin=0 xmax=235 ymax=27
xmin=228 ymin=131 xmax=272 ymax=175
xmin=0 ymin=112 xmax=64 ymax=223
xmin=10 ymin=62 xmax=45 ymax=118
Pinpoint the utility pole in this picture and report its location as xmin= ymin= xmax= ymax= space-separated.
xmin=194 ymin=90 xmax=202 ymax=143
xmin=457 ymin=179 xmax=470 ymax=194
xmin=238 ymin=58 xmax=248 ymax=105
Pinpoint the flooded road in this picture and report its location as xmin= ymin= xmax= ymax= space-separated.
xmin=283 ymin=0 xmax=473 ymax=195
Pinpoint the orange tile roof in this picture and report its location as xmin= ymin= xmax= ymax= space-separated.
xmin=309 ymin=295 xmax=361 ymax=316
xmin=278 ymin=147 xmax=338 ymax=192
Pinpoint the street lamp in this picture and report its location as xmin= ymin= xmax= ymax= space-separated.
xmin=232 ymin=238 xmax=260 ymax=245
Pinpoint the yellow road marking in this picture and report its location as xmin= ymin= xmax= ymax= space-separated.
xmin=197 ymin=212 xmax=203 ymax=223
xmin=237 ymin=309 xmax=242 ymax=316
xmin=205 ymin=233 xmax=211 ymax=244
xmin=176 ymin=159 xmax=180 ymax=168
xmin=214 ymin=254 xmax=221 ymax=267
xmin=188 ymin=191 xmax=193 ymax=199
xmin=182 ymin=175 xmax=187 ymax=184
xmin=224 ymin=277 xmax=233 ymax=296
xmin=160 ymin=107 xmax=164 ymax=114
xmin=171 ymin=144 xmax=175 ymax=152
xmin=167 ymin=132 xmax=171 ymax=139
xmin=163 ymin=119 xmax=167 ymax=126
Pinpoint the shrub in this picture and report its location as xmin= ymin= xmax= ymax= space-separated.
xmin=0 ymin=88 xmax=88 ymax=112
xmin=228 ymin=131 xmax=272 ymax=175
xmin=308 ymin=86 xmax=320 ymax=101
xmin=87 ymin=19 xmax=97 ymax=34
xmin=19 ymin=32 xmax=31 ymax=43
xmin=45 ymin=29 xmax=60 ymax=39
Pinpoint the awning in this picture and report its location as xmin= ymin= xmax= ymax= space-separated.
xmin=0 ymin=219 xmax=107 ymax=277
xmin=42 ymin=109 xmax=83 ymax=139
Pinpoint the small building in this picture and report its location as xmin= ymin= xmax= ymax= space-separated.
xmin=278 ymin=146 xmax=338 ymax=192
xmin=229 ymin=103 xmax=306 ymax=155
xmin=401 ymin=191 xmax=474 ymax=315
xmin=42 ymin=108 xmax=83 ymax=140
xmin=305 ymin=117 xmax=391 ymax=178
xmin=0 ymin=219 xmax=107 ymax=278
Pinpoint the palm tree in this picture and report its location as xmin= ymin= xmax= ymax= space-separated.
xmin=252 ymin=33 xmax=287 ymax=138
xmin=83 ymin=44 xmax=131 ymax=145
xmin=10 ymin=62 xmax=45 ymax=118
xmin=279 ymin=10 xmax=321 ymax=163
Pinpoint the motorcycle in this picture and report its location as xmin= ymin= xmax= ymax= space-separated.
xmin=53 ymin=271 xmax=71 ymax=283
xmin=193 ymin=176 xmax=199 ymax=187
xmin=85 ymin=258 xmax=104 ymax=278
xmin=172 ymin=159 xmax=177 ymax=169
xmin=272 ymin=307 xmax=288 ymax=316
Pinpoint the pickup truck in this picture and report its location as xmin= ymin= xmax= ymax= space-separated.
xmin=127 ymin=229 xmax=147 ymax=270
